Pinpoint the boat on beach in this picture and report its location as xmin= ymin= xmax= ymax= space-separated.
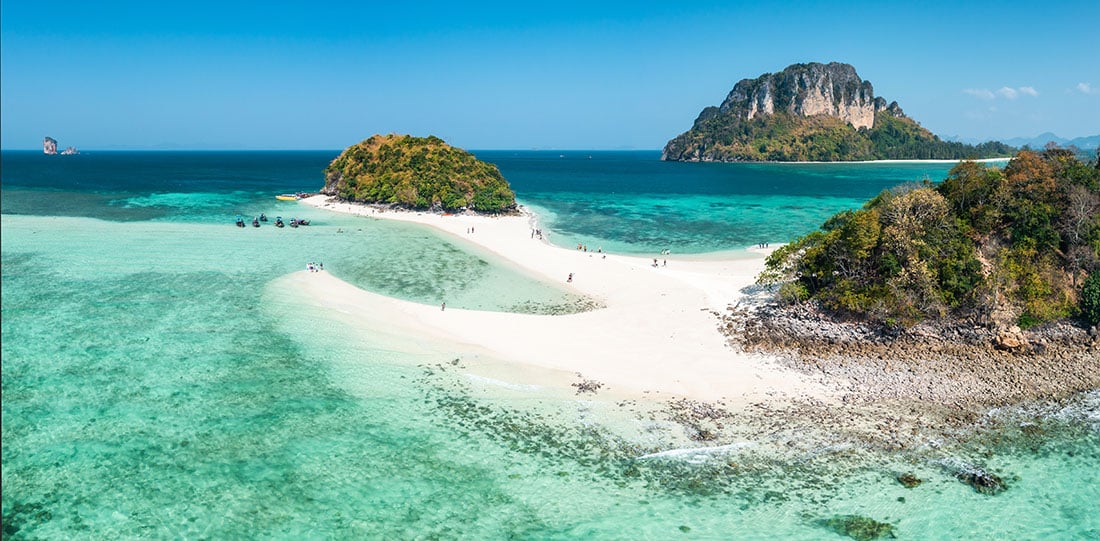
xmin=275 ymin=194 xmax=299 ymax=201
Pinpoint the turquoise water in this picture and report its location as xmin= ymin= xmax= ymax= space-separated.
xmin=2 ymin=151 xmax=1096 ymax=539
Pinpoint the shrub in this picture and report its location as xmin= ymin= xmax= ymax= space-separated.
xmin=1082 ymin=270 xmax=1100 ymax=324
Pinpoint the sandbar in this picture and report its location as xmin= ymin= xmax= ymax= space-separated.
xmin=296 ymin=195 xmax=833 ymax=404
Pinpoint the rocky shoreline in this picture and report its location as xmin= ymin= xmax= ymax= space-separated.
xmin=719 ymin=301 xmax=1099 ymax=413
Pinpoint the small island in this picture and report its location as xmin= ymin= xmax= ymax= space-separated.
xmin=663 ymin=62 xmax=1015 ymax=162
xmin=43 ymin=136 xmax=79 ymax=155
xmin=321 ymin=134 xmax=517 ymax=213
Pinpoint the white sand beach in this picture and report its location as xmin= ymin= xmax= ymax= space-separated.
xmin=296 ymin=195 xmax=832 ymax=404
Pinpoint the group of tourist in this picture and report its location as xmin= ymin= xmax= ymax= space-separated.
xmin=306 ymin=261 xmax=324 ymax=272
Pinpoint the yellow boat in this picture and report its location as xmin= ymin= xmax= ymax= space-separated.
xmin=275 ymin=194 xmax=299 ymax=201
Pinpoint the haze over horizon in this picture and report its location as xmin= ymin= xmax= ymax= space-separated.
xmin=2 ymin=0 xmax=1097 ymax=151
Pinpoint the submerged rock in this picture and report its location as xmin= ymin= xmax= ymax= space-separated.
xmin=955 ymin=468 xmax=1007 ymax=495
xmin=820 ymin=515 xmax=897 ymax=540
xmin=897 ymin=473 xmax=922 ymax=488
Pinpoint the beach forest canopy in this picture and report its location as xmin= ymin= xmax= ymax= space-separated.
xmin=760 ymin=148 xmax=1100 ymax=327
xmin=322 ymin=134 xmax=516 ymax=213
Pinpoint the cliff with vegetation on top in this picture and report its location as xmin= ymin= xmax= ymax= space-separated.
xmin=663 ymin=62 xmax=1015 ymax=162
xmin=759 ymin=148 xmax=1100 ymax=329
xmin=321 ymin=134 xmax=516 ymax=213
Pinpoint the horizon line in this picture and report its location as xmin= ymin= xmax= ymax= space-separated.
xmin=0 ymin=147 xmax=666 ymax=152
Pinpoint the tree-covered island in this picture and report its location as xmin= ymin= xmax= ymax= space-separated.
xmin=321 ymin=134 xmax=517 ymax=213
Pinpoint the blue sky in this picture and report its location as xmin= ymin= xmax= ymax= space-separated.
xmin=2 ymin=0 xmax=1097 ymax=150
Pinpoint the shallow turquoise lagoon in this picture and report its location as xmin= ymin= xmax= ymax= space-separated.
xmin=2 ymin=151 xmax=1096 ymax=539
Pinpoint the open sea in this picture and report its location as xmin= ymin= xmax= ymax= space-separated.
xmin=2 ymin=150 xmax=1097 ymax=539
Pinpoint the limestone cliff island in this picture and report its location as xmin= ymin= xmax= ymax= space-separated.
xmin=43 ymin=136 xmax=78 ymax=155
xmin=663 ymin=62 xmax=1015 ymax=162
xmin=321 ymin=134 xmax=517 ymax=213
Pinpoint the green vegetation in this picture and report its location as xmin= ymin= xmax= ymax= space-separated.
xmin=664 ymin=110 xmax=1016 ymax=162
xmin=323 ymin=134 xmax=516 ymax=213
xmin=1083 ymin=271 xmax=1100 ymax=324
xmin=761 ymin=149 xmax=1100 ymax=327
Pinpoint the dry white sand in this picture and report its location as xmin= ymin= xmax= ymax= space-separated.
xmin=295 ymin=195 xmax=832 ymax=404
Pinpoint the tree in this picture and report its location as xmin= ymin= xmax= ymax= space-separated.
xmin=1082 ymin=270 xmax=1100 ymax=324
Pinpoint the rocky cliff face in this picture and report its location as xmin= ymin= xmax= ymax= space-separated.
xmin=720 ymin=62 xmax=882 ymax=129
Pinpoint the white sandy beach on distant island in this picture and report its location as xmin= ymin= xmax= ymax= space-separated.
xmin=294 ymin=195 xmax=833 ymax=404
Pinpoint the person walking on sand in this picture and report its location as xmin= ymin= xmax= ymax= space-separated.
xmin=441 ymin=302 xmax=446 ymax=311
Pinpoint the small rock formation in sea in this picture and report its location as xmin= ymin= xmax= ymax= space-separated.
xmin=952 ymin=465 xmax=1008 ymax=495
xmin=663 ymin=62 xmax=1014 ymax=162
xmin=43 ymin=136 xmax=78 ymax=155
xmin=321 ymin=134 xmax=516 ymax=213
xmin=896 ymin=473 xmax=922 ymax=488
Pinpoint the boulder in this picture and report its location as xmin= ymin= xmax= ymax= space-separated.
xmin=994 ymin=327 xmax=1028 ymax=351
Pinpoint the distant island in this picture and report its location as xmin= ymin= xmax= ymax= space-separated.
xmin=321 ymin=134 xmax=516 ymax=214
xmin=43 ymin=136 xmax=79 ymax=155
xmin=663 ymin=62 xmax=1015 ymax=162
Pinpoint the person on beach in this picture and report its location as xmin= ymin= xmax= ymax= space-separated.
xmin=653 ymin=259 xmax=658 ymax=267
xmin=441 ymin=302 xmax=446 ymax=311
xmin=663 ymin=259 xmax=666 ymax=267
xmin=567 ymin=273 xmax=573 ymax=283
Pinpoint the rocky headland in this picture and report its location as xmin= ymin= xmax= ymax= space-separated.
xmin=720 ymin=300 xmax=1099 ymax=413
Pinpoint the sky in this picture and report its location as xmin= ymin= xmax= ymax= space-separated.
xmin=2 ymin=0 xmax=1097 ymax=150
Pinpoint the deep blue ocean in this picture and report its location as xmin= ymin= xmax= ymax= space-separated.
xmin=2 ymin=150 xmax=1097 ymax=539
